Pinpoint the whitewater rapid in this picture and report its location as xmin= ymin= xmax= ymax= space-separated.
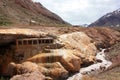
xmin=67 ymin=49 xmax=112 ymax=80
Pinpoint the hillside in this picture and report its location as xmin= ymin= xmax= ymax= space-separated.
xmin=89 ymin=8 xmax=120 ymax=27
xmin=0 ymin=0 xmax=69 ymax=26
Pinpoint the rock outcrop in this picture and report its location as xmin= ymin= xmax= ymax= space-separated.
xmin=10 ymin=71 xmax=45 ymax=80
xmin=8 ymin=61 xmax=68 ymax=79
xmin=67 ymin=49 xmax=112 ymax=80
xmin=58 ymin=27 xmax=120 ymax=49
xmin=1 ymin=27 xmax=119 ymax=80
xmin=84 ymin=27 xmax=120 ymax=49
xmin=0 ymin=29 xmax=98 ymax=79
xmin=38 ymin=62 xmax=68 ymax=79
xmin=0 ymin=28 xmax=47 ymax=46
xmin=58 ymin=32 xmax=97 ymax=62
xmin=8 ymin=62 xmax=39 ymax=75
xmin=27 ymin=49 xmax=82 ymax=72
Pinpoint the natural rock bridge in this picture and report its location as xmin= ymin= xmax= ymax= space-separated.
xmin=14 ymin=37 xmax=55 ymax=62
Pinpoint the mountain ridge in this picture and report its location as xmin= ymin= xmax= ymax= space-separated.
xmin=0 ymin=0 xmax=69 ymax=26
xmin=89 ymin=8 xmax=120 ymax=27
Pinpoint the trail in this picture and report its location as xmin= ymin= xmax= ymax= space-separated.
xmin=67 ymin=49 xmax=112 ymax=80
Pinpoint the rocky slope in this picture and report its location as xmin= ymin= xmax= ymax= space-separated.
xmin=57 ymin=27 xmax=120 ymax=49
xmin=0 ymin=27 xmax=120 ymax=80
xmin=89 ymin=8 xmax=120 ymax=27
xmin=0 ymin=28 xmax=97 ymax=80
xmin=90 ymin=42 xmax=120 ymax=80
xmin=10 ymin=70 xmax=45 ymax=80
xmin=0 ymin=0 xmax=68 ymax=26
xmin=67 ymin=49 xmax=112 ymax=80
xmin=58 ymin=32 xmax=97 ymax=62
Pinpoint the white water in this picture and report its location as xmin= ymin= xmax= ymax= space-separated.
xmin=67 ymin=49 xmax=112 ymax=80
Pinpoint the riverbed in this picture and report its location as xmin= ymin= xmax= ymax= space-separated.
xmin=67 ymin=49 xmax=112 ymax=80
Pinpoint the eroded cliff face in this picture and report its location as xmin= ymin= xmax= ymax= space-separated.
xmin=84 ymin=27 xmax=120 ymax=49
xmin=57 ymin=27 xmax=120 ymax=49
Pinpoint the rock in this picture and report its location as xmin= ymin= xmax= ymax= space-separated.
xmin=57 ymin=27 xmax=120 ymax=49
xmin=27 ymin=49 xmax=82 ymax=72
xmin=10 ymin=71 xmax=45 ymax=80
xmin=53 ymin=49 xmax=82 ymax=72
xmin=67 ymin=49 xmax=112 ymax=80
xmin=80 ymin=49 xmax=112 ymax=76
xmin=57 ymin=32 xmax=97 ymax=62
xmin=82 ymin=75 xmax=95 ymax=80
xmin=84 ymin=27 xmax=120 ymax=49
xmin=0 ymin=50 xmax=14 ymax=75
xmin=2 ymin=27 xmax=119 ymax=80
xmin=8 ymin=61 xmax=68 ymax=79
xmin=38 ymin=62 xmax=68 ymax=79
xmin=0 ymin=29 xmax=47 ymax=46
xmin=8 ymin=61 xmax=39 ymax=75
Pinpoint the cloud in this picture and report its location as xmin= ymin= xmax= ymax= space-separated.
xmin=33 ymin=0 xmax=120 ymax=25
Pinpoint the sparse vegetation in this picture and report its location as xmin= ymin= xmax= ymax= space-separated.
xmin=93 ymin=42 xmax=120 ymax=80
xmin=106 ymin=42 xmax=120 ymax=61
xmin=111 ymin=27 xmax=120 ymax=32
xmin=0 ymin=16 xmax=12 ymax=26
xmin=94 ymin=66 xmax=120 ymax=80
xmin=0 ymin=76 xmax=9 ymax=80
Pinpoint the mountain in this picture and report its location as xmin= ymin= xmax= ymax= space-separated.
xmin=0 ymin=0 xmax=68 ymax=26
xmin=89 ymin=8 xmax=120 ymax=27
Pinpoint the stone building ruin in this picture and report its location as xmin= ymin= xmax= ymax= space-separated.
xmin=14 ymin=37 xmax=55 ymax=62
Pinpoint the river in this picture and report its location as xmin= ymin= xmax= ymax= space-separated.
xmin=67 ymin=49 xmax=112 ymax=80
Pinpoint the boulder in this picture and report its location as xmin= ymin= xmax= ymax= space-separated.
xmin=38 ymin=62 xmax=68 ymax=79
xmin=57 ymin=32 xmax=97 ymax=62
xmin=27 ymin=49 xmax=82 ymax=72
xmin=8 ymin=62 xmax=39 ymax=75
xmin=8 ymin=61 xmax=68 ymax=79
xmin=10 ymin=71 xmax=45 ymax=80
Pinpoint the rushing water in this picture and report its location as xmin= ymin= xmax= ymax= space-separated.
xmin=67 ymin=49 xmax=112 ymax=80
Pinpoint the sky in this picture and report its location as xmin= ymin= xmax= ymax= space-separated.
xmin=33 ymin=0 xmax=120 ymax=25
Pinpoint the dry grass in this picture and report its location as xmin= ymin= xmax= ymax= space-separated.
xmin=93 ymin=66 xmax=120 ymax=80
